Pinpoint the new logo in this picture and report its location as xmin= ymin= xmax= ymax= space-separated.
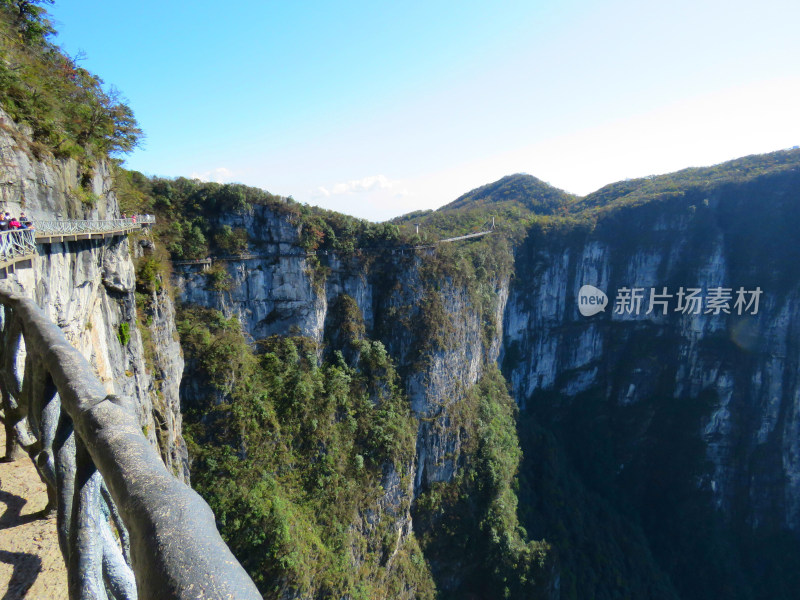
xmin=578 ymin=285 xmax=608 ymax=317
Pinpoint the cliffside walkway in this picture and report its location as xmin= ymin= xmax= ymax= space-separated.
xmin=33 ymin=214 xmax=155 ymax=244
xmin=0 ymin=215 xmax=155 ymax=272
xmin=0 ymin=284 xmax=261 ymax=600
xmin=0 ymin=229 xmax=36 ymax=271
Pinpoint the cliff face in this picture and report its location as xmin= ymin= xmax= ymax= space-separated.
xmin=175 ymin=205 xmax=508 ymax=494
xmin=174 ymin=205 xmax=518 ymax=597
xmin=174 ymin=155 xmax=800 ymax=599
xmin=498 ymin=165 xmax=800 ymax=599
xmin=503 ymin=169 xmax=800 ymax=533
xmin=0 ymin=108 xmax=188 ymax=480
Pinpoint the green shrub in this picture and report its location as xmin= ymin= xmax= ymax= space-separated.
xmin=136 ymin=256 xmax=162 ymax=293
xmin=117 ymin=321 xmax=130 ymax=346
xmin=214 ymin=225 xmax=249 ymax=255
xmin=205 ymin=262 xmax=232 ymax=291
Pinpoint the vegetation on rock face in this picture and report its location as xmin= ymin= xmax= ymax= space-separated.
xmin=414 ymin=366 xmax=552 ymax=599
xmin=0 ymin=1 xmax=141 ymax=160
xmin=115 ymin=174 xmax=410 ymax=261
xmin=116 ymin=321 xmax=130 ymax=346
xmin=179 ymin=306 xmax=436 ymax=599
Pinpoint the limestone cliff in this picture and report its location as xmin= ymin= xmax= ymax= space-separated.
xmin=504 ymin=166 xmax=800 ymax=532
xmin=0 ymin=108 xmax=188 ymax=481
xmin=172 ymin=204 xmax=520 ymax=597
xmin=501 ymin=158 xmax=800 ymax=599
xmin=175 ymin=205 xmax=508 ymax=494
xmin=172 ymin=150 xmax=800 ymax=599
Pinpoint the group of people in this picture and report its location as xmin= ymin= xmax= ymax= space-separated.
xmin=0 ymin=211 xmax=32 ymax=231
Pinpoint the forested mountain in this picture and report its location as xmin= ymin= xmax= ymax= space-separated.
xmin=391 ymin=173 xmax=576 ymax=240
xmin=3 ymin=2 xmax=800 ymax=599
xmin=443 ymin=173 xmax=575 ymax=213
xmin=126 ymin=147 xmax=800 ymax=600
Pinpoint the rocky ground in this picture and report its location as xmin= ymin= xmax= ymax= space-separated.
xmin=0 ymin=427 xmax=67 ymax=600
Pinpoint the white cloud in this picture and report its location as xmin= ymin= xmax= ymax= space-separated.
xmin=315 ymin=174 xmax=395 ymax=198
xmin=190 ymin=167 xmax=235 ymax=183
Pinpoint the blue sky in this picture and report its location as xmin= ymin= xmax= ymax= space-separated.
xmin=48 ymin=0 xmax=800 ymax=221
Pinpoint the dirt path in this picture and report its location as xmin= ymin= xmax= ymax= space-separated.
xmin=0 ymin=427 xmax=67 ymax=600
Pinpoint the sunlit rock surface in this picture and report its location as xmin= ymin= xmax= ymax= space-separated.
xmin=0 ymin=108 xmax=188 ymax=481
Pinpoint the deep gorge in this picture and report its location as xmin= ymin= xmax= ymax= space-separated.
xmin=1 ymin=3 xmax=799 ymax=594
xmin=161 ymin=150 xmax=800 ymax=599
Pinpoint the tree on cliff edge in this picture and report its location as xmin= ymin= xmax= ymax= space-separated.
xmin=0 ymin=0 xmax=54 ymax=44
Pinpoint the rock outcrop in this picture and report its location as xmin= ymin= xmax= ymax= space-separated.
xmin=174 ymin=206 xmax=508 ymax=495
xmin=0 ymin=107 xmax=187 ymax=481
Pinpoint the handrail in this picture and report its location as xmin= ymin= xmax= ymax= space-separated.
xmin=33 ymin=214 xmax=155 ymax=238
xmin=0 ymin=284 xmax=262 ymax=600
xmin=0 ymin=228 xmax=36 ymax=264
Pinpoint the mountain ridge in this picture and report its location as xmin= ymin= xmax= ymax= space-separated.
xmin=389 ymin=148 xmax=800 ymax=240
xmin=439 ymin=173 xmax=576 ymax=214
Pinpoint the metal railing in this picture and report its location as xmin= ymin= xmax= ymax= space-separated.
xmin=0 ymin=284 xmax=261 ymax=600
xmin=0 ymin=228 xmax=36 ymax=264
xmin=33 ymin=214 xmax=155 ymax=238
xmin=0 ymin=216 xmax=155 ymax=268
